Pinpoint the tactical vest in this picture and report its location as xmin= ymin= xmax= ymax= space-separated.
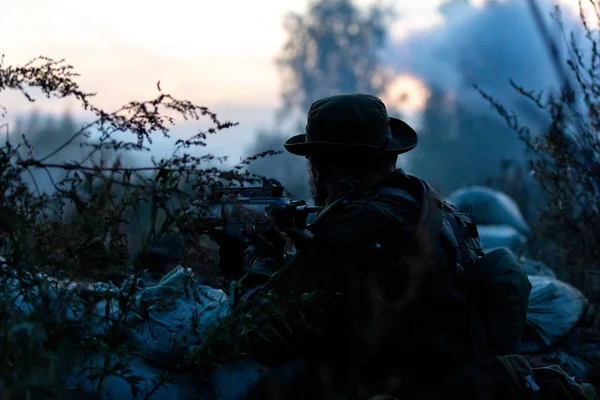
xmin=311 ymin=170 xmax=531 ymax=369
xmin=247 ymin=170 xmax=583 ymax=400
xmin=246 ymin=171 xmax=580 ymax=399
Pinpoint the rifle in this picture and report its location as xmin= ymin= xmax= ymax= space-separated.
xmin=184 ymin=180 xmax=321 ymax=278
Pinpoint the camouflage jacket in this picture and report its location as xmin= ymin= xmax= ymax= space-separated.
xmin=240 ymin=169 xmax=526 ymax=398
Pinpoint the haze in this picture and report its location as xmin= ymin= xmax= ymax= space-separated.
xmin=0 ymin=0 xmax=592 ymax=161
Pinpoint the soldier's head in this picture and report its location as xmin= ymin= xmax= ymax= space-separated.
xmin=446 ymin=186 xmax=531 ymax=236
xmin=306 ymin=154 xmax=398 ymax=205
xmin=283 ymin=93 xmax=418 ymax=205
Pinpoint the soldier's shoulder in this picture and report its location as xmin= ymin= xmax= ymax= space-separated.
xmin=314 ymin=183 xmax=422 ymax=236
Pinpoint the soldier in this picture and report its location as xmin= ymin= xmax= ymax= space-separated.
xmin=238 ymin=93 xmax=540 ymax=399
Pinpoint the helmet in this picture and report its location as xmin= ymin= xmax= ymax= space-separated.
xmin=446 ymin=186 xmax=531 ymax=236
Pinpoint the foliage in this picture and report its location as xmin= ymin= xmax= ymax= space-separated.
xmin=276 ymin=0 xmax=395 ymax=123
xmin=245 ymin=130 xmax=309 ymax=200
xmin=483 ymin=160 xmax=543 ymax=231
xmin=477 ymin=0 xmax=600 ymax=294
xmin=0 ymin=55 xmax=276 ymax=396
xmin=186 ymin=290 xmax=331 ymax=372
xmin=245 ymin=0 xmax=396 ymax=202
xmin=405 ymin=85 xmax=527 ymax=195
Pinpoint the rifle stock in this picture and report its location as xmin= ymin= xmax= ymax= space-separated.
xmin=184 ymin=180 xmax=321 ymax=278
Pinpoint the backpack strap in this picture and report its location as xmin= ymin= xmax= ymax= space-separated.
xmin=438 ymin=199 xmax=487 ymax=361
xmin=444 ymin=212 xmax=474 ymax=271
xmin=379 ymin=178 xmax=487 ymax=362
xmin=412 ymin=180 xmax=443 ymax=256
xmin=416 ymin=181 xmax=471 ymax=273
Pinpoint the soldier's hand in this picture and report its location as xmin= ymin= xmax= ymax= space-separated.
xmin=246 ymin=227 xmax=288 ymax=265
xmin=242 ymin=244 xmax=280 ymax=280
xmin=236 ymin=243 xmax=281 ymax=306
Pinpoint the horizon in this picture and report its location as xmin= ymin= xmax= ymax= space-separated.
xmin=0 ymin=0 xmax=450 ymax=114
xmin=0 ymin=0 xmax=591 ymax=163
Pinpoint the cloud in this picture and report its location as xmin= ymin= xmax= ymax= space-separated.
xmin=388 ymin=0 xmax=584 ymax=113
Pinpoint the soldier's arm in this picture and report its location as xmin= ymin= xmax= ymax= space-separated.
xmin=240 ymin=198 xmax=420 ymax=367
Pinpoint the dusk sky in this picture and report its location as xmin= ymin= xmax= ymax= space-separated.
xmin=0 ymin=0 xmax=591 ymax=161
xmin=0 ymin=0 xmax=455 ymax=111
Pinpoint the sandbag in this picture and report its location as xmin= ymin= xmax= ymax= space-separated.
xmin=209 ymin=358 xmax=307 ymax=400
xmin=477 ymin=224 xmax=528 ymax=253
xmin=527 ymin=350 xmax=593 ymax=384
xmin=562 ymin=328 xmax=600 ymax=381
xmin=135 ymin=267 xmax=231 ymax=367
xmin=0 ymin=265 xmax=231 ymax=355
xmin=445 ymin=186 xmax=531 ymax=235
xmin=0 ymin=264 xmax=231 ymax=398
xmin=522 ymin=276 xmax=589 ymax=353
xmin=520 ymin=257 xmax=557 ymax=278
xmin=63 ymin=354 xmax=208 ymax=399
xmin=525 ymin=327 xmax=600 ymax=384
xmin=210 ymin=358 xmax=264 ymax=400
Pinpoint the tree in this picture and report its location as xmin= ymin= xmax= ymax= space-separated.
xmin=478 ymin=1 xmax=600 ymax=292
xmin=246 ymin=0 xmax=396 ymax=200
xmin=0 ymin=55 xmax=253 ymax=396
xmin=276 ymin=0 xmax=395 ymax=123
xmin=406 ymin=86 xmax=527 ymax=197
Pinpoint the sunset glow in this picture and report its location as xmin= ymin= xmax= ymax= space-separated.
xmin=0 ymin=0 xmax=454 ymax=115
xmin=0 ymin=0 xmax=593 ymax=118
xmin=381 ymin=74 xmax=431 ymax=114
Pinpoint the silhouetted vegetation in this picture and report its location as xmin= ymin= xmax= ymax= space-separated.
xmin=0 ymin=55 xmax=273 ymax=396
xmin=479 ymin=0 xmax=600 ymax=295
xmin=1 ymin=0 xmax=599 ymax=396
xmin=245 ymin=0 xmax=397 ymax=201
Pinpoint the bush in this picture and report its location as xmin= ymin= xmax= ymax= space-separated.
xmin=478 ymin=1 xmax=600 ymax=296
xmin=0 ymin=55 xmax=275 ymax=396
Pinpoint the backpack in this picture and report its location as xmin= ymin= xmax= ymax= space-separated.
xmin=305 ymin=173 xmax=538 ymax=394
xmin=417 ymin=181 xmax=595 ymax=400
xmin=392 ymin=353 xmax=594 ymax=400
xmin=409 ymin=176 xmax=531 ymax=356
xmin=253 ymin=171 xmax=595 ymax=399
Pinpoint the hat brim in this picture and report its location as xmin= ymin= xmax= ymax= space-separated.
xmin=283 ymin=117 xmax=418 ymax=157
